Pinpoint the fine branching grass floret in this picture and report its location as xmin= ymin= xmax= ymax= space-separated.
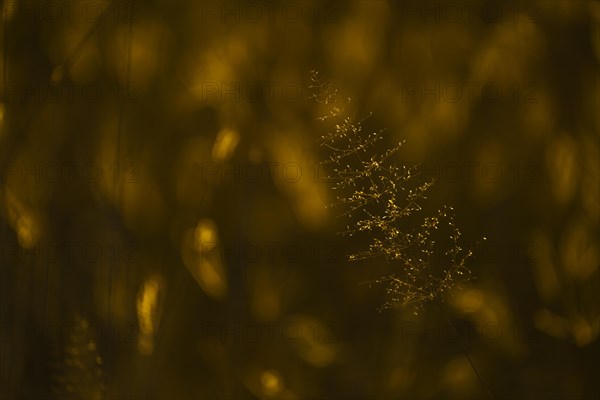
xmin=310 ymin=70 xmax=483 ymax=314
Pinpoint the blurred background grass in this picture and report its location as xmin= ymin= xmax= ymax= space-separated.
xmin=0 ymin=0 xmax=599 ymax=399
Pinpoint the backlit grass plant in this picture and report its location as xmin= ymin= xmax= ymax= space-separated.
xmin=310 ymin=70 xmax=492 ymax=398
xmin=309 ymin=70 xmax=481 ymax=314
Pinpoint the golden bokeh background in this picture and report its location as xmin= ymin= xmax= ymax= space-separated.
xmin=0 ymin=1 xmax=598 ymax=398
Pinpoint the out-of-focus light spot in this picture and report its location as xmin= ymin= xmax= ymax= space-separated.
xmin=194 ymin=218 xmax=218 ymax=252
xmin=137 ymin=275 xmax=164 ymax=356
xmin=17 ymin=215 xmax=38 ymax=249
xmin=269 ymin=132 xmax=327 ymax=229
xmin=183 ymin=219 xmax=228 ymax=299
xmin=471 ymin=21 xmax=542 ymax=86
xmin=288 ymin=315 xmax=340 ymax=367
xmin=572 ymin=319 xmax=595 ymax=347
xmin=452 ymin=289 xmax=483 ymax=313
xmin=560 ymin=219 xmax=599 ymax=281
xmin=423 ymin=100 xmax=469 ymax=142
xmin=190 ymin=50 xmax=235 ymax=103
xmin=546 ymin=134 xmax=579 ymax=205
xmin=212 ymin=127 xmax=240 ymax=161
xmin=442 ymin=357 xmax=474 ymax=391
xmin=327 ymin=2 xmax=388 ymax=82
xmin=4 ymin=190 xmax=41 ymax=249
xmin=304 ymin=345 xmax=337 ymax=367
xmin=534 ymin=309 xmax=570 ymax=340
xmin=451 ymin=285 xmax=517 ymax=355
xmin=335 ymin=22 xmax=371 ymax=71
xmin=196 ymin=259 xmax=227 ymax=299
xmin=535 ymin=310 xmax=599 ymax=346
xmin=241 ymin=366 xmax=296 ymax=399
xmin=296 ymin=186 xmax=327 ymax=228
xmin=252 ymin=289 xmax=281 ymax=321
xmin=51 ymin=66 xmax=66 ymax=83
xmin=260 ymin=369 xmax=283 ymax=397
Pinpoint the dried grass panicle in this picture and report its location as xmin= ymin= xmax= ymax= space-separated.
xmin=53 ymin=316 xmax=105 ymax=399
xmin=310 ymin=70 xmax=482 ymax=314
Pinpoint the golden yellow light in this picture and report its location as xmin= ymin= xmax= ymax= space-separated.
xmin=194 ymin=218 xmax=218 ymax=252
xmin=137 ymin=275 xmax=163 ymax=356
xmin=260 ymin=369 xmax=283 ymax=396
xmin=212 ymin=127 xmax=240 ymax=161
xmin=184 ymin=219 xmax=228 ymax=299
